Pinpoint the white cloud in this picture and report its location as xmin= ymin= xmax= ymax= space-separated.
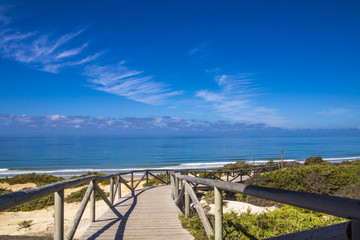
xmin=47 ymin=114 xmax=67 ymax=121
xmin=84 ymin=63 xmax=183 ymax=105
xmin=317 ymin=108 xmax=349 ymax=116
xmin=196 ymin=74 xmax=286 ymax=127
xmin=0 ymin=25 xmax=100 ymax=73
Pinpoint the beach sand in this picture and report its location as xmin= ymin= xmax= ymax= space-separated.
xmin=0 ymin=179 xmax=145 ymax=239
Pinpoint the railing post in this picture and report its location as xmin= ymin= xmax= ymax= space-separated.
xmin=166 ymin=170 xmax=169 ymax=184
xmin=131 ymin=172 xmax=134 ymax=196
xmin=90 ymin=180 xmax=95 ymax=223
xmin=175 ymin=175 xmax=179 ymax=200
xmin=185 ymin=186 xmax=190 ymax=218
xmin=117 ymin=175 xmax=122 ymax=199
xmin=352 ymin=219 xmax=360 ymax=240
xmin=214 ymin=186 xmax=223 ymax=240
xmin=170 ymin=174 xmax=174 ymax=199
xmin=226 ymin=172 xmax=229 ymax=182
xmin=54 ymin=189 xmax=64 ymax=240
xmin=110 ymin=177 xmax=114 ymax=205
xmin=146 ymin=171 xmax=149 ymax=186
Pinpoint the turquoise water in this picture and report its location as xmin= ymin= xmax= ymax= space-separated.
xmin=0 ymin=136 xmax=359 ymax=176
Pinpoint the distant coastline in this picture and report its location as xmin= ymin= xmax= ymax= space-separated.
xmin=1 ymin=155 xmax=360 ymax=178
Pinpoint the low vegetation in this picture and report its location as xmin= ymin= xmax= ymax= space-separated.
xmin=142 ymin=173 xmax=168 ymax=187
xmin=180 ymin=206 xmax=346 ymax=240
xmin=65 ymin=187 xmax=108 ymax=203
xmin=0 ymin=173 xmax=64 ymax=186
xmin=17 ymin=220 xmax=33 ymax=229
xmin=180 ymin=157 xmax=359 ymax=239
xmin=68 ymin=171 xmax=112 ymax=188
xmin=5 ymin=194 xmax=54 ymax=212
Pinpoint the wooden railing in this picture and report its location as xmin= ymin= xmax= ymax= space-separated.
xmin=0 ymin=165 xmax=281 ymax=240
xmin=0 ymin=169 xmax=173 ymax=240
xmin=171 ymin=173 xmax=360 ymax=240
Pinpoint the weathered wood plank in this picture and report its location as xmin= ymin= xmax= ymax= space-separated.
xmin=80 ymin=185 xmax=193 ymax=240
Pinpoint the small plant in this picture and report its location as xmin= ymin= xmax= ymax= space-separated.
xmin=18 ymin=220 xmax=33 ymax=229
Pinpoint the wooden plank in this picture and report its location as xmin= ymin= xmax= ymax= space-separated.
xmin=148 ymin=171 xmax=167 ymax=184
xmin=184 ymin=181 xmax=214 ymax=237
xmin=65 ymin=181 xmax=94 ymax=240
xmin=133 ymin=172 xmax=147 ymax=190
xmin=174 ymin=184 xmax=185 ymax=206
xmin=93 ymin=181 xmax=112 ymax=208
xmin=80 ymin=185 xmax=192 ymax=240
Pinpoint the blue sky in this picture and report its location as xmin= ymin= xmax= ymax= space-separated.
xmin=0 ymin=0 xmax=359 ymax=135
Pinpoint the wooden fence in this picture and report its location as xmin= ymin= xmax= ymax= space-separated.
xmin=171 ymin=173 xmax=360 ymax=240
xmin=0 ymin=165 xmax=272 ymax=240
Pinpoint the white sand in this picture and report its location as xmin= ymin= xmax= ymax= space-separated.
xmin=201 ymin=199 xmax=277 ymax=215
xmin=0 ymin=181 xmax=145 ymax=238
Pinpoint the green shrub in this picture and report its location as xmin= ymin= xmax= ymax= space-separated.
xmin=5 ymin=194 xmax=54 ymax=212
xmin=179 ymin=214 xmax=208 ymax=240
xmin=334 ymin=182 xmax=360 ymax=200
xmin=304 ymin=156 xmax=325 ymax=165
xmin=142 ymin=173 xmax=168 ymax=187
xmin=223 ymin=161 xmax=252 ymax=169
xmin=180 ymin=206 xmax=346 ymax=240
xmin=65 ymin=187 xmax=108 ymax=203
xmin=246 ymin=164 xmax=360 ymax=195
xmin=0 ymin=173 xmax=64 ymax=186
xmin=0 ymin=187 xmax=13 ymax=194
xmin=69 ymin=172 xmax=111 ymax=188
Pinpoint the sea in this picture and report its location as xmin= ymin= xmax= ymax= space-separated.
xmin=0 ymin=136 xmax=359 ymax=177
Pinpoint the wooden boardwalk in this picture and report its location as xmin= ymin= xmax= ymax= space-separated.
xmin=80 ymin=185 xmax=193 ymax=240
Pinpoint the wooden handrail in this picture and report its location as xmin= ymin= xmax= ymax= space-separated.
xmin=172 ymin=173 xmax=360 ymax=240
xmin=0 ymin=166 xmax=281 ymax=240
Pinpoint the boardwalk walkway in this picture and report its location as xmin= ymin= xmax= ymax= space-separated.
xmin=80 ymin=185 xmax=193 ymax=240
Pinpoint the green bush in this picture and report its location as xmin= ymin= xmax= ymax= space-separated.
xmin=142 ymin=173 xmax=168 ymax=187
xmin=246 ymin=164 xmax=360 ymax=195
xmin=180 ymin=206 xmax=346 ymax=240
xmin=69 ymin=172 xmax=111 ymax=188
xmin=0 ymin=173 xmax=64 ymax=186
xmin=334 ymin=182 xmax=360 ymax=200
xmin=5 ymin=194 xmax=54 ymax=212
xmin=0 ymin=187 xmax=13 ymax=194
xmin=304 ymin=156 xmax=325 ymax=165
xmin=65 ymin=187 xmax=108 ymax=203
xmin=223 ymin=161 xmax=252 ymax=169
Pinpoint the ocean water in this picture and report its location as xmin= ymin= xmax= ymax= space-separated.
xmin=0 ymin=136 xmax=359 ymax=177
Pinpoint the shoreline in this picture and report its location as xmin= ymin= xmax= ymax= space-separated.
xmin=1 ymin=156 xmax=360 ymax=178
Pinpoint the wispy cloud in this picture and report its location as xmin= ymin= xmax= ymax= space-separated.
xmin=0 ymin=27 xmax=101 ymax=73
xmin=84 ymin=62 xmax=183 ymax=105
xmin=196 ymin=74 xmax=286 ymax=127
xmin=0 ymin=6 xmax=181 ymax=106
xmin=188 ymin=42 xmax=210 ymax=57
xmin=317 ymin=108 xmax=350 ymax=116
